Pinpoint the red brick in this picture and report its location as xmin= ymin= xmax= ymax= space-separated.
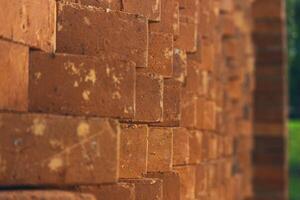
xmin=62 ymin=0 xmax=121 ymax=10
xmin=0 ymin=0 xmax=56 ymax=52
xmin=152 ymin=78 xmax=181 ymax=126
xmin=122 ymin=0 xmax=161 ymax=21
xmin=189 ymin=130 xmax=203 ymax=164
xmin=29 ymin=51 xmax=135 ymax=119
xmin=174 ymin=166 xmax=196 ymax=200
xmin=120 ymin=124 xmax=148 ymax=178
xmin=122 ymin=178 xmax=163 ymax=200
xmin=145 ymin=171 xmax=180 ymax=200
xmin=180 ymin=92 xmax=197 ymax=128
xmin=147 ymin=127 xmax=173 ymax=172
xmin=150 ymin=0 xmax=179 ymax=35
xmin=196 ymin=99 xmax=216 ymax=131
xmin=134 ymin=71 xmax=163 ymax=122
xmin=56 ymin=2 xmax=148 ymax=68
xmin=0 ymin=191 xmax=96 ymax=200
xmin=195 ymin=164 xmax=208 ymax=199
xmin=78 ymin=183 xmax=135 ymax=200
xmin=172 ymin=127 xmax=189 ymax=165
xmin=174 ymin=0 xmax=199 ymax=52
xmin=0 ymin=113 xmax=119 ymax=186
xmin=173 ymin=48 xmax=187 ymax=83
xmin=144 ymin=32 xmax=173 ymax=77
xmin=0 ymin=40 xmax=28 ymax=112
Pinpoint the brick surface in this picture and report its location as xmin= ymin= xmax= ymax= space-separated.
xmin=0 ymin=113 xmax=119 ymax=186
xmin=56 ymin=2 xmax=148 ymax=68
xmin=120 ymin=124 xmax=148 ymax=178
xmin=147 ymin=127 xmax=173 ymax=172
xmin=0 ymin=0 xmax=56 ymax=52
xmin=62 ymin=0 xmax=121 ymax=10
xmin=174 ymin=166 xmax=196 ymax=200
xmin=134 ymin=71 xmax=163 ymax=122
xmin=78 ymin=183 xmax=135 ymax=200
xmin=145 ymin=171 xmax=180 ymax=200
xmin=29 ymin=51 xmax=135 ymax=119
xmin=172 ymin=127 xmax=189 ymax=165
xmin=122 ymin=178 xmax=163 ymax=200
xmin=0 ymin=191 xmax=96 ymax=200
xmin=152 ymin=78 xmax=181 ymax=126
xmin=173 ymin=48 xmax=187 ymax=83
xmin=0 ymin=40 xmax=28 ymax=112
xmin=189 ymin=130 xmax=203 ymax=164
xmin=122 ymin=0 xmax=161 ymax=21
xmin=145 ymin=32 xmax=173 ymax=77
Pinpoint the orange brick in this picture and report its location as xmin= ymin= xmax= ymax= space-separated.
xmin=56 ymin=2 xmax=148 ymax=68
xmin=0 ymin=191 xmax=96 ymax=200
xmin=189 ymin=130 xmax=203 ymax=164
xmin=0 ymin=113 xmax=119 ymax=186
xmin=150 ymin=0 xmax=179 ymax=35
xmin=122 ymin=0 xmax=161 ymax=21
xmin=145 ymin=171 xmax=180 ymax=200
xmin=152 ymin=78 xmax=181 ymax=126
xmin=78 ymin=183 xmax=135 ymax=200
xmin=122 ymin=178 xmax=163 ymax=200
xmin=62 ymin=0 xmax=121 ymax=10
xmin=174 ymin=166 xmax=196 ymax=200
xmin=0 ymin=0 xmax=56 ymax=52
xmin=180 ymin=91 xmax=197 ymax=128
xmin=172 ymin=127 xmax=189 ymax=165
xmin=120 ymin=124 xmax=148 ymax=178
xmin=173 ymin=48 xmax=187 ymax=83
xmin=145 ymin=32 xmax=173 ymax=77
xmin=29 ymin=51 xmax=135 ymax=119
xmin=195 ymin=164 xmax=208 ymax=199
xmin=147 ymin=127 xmax=173 ymax=172
xmin=0 ymin=40 xmax=28 ymax=112
xmin=134 ymin=71 xmax=163 ymax=122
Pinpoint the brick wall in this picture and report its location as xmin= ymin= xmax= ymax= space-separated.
xmin=0 ymin=0 xmax=287 ymax=200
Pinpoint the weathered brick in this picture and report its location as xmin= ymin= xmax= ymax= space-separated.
xmin=120 ymin=124 xmax=148 ymax=178
xmin=145 ymin=171 xmax=180 ymax=200
xmin=0 ymin=0 xmax=56 ymax=52
xmin=0 ymin=40 xmax=28 ymax=112
xmin=0 ymin=191 xmax=96 ymax=200
xmin=122 ymin=178 xmax=163 ymax=200
xmin=29 ymin=51 xmax=135 ymax=119
xmin=173 ymin=48 xmax=187 ymax=83
xmin=189 ymin=130 xmax=203 ymax=164
xmin=147 ymin=127 xmax=173 ymax=172
xmin=195 ymin=164 xmax=208 ymax=199
xmin=152 ymin=78 xmax=181 ymax=126
xmin=61 ymin=0 xmax=121 ymax=10
xmin=174 ymin=166 xmax=196 ymax=200
xmin=134 ymin=71 xmax=163 ymax=122
xmin=174 ymin=0 xmax=199 ymax=52
xmin=141 ymin=32 xmax=173 ymax=77
xmin=78 ymin=183 xmax=135 ymax=200
xmin=122 ymin=0 xmax=161 ymax=21
xmin=56 ymin=2 xmax=148 ymax=68
xmin=149 ymin=0 xmax=179 ymax=35
xmin=196 ymin=99 xmax=216 ymax=130
xmin=172 ymin=127 xmax=189 ymax=165
xmin=180 ymin=91 xmax=197 ymax=128
xmin=0 ymin=113 xmax=119 ymax=186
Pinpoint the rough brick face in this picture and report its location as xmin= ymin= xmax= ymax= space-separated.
xmin=29 ymin=51 xmax=136 ymax=119
xmin=56 ymin=2 xmax=148 ymax=68
xmin=0 ymin=0 xmax=56 ymax=52
xmin=0 ymin=113 xmax=120 ymax=186
xmin=0 ymin=40 xmax=28 ymax=112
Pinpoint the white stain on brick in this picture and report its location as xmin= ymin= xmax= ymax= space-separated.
xmin=82 ymin=90 xmax=91 ymax=101
xmin=48 ymin=157 xmax=63 ymax=172
xmin=77 ymin=122 xmax=90 ymax=138
xmin=85 ymin=69 xmax=97 ymax=84
xmin=31 ymin=118 xmax=46 ymax=136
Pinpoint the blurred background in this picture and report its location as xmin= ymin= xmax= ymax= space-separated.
xmin=286 ymin=0 xmax=300 ymax=199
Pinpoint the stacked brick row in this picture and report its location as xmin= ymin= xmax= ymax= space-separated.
xmin=252 ymin=0 xmax=288 ymax=200
xmin=0 ymin=0 xmax=258 ymax=199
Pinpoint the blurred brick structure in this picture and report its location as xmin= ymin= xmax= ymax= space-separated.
xmin=252 ymin=0 xmax=288 ymax=200
xmin=0 ymin=0 xmax=287 ymax=200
